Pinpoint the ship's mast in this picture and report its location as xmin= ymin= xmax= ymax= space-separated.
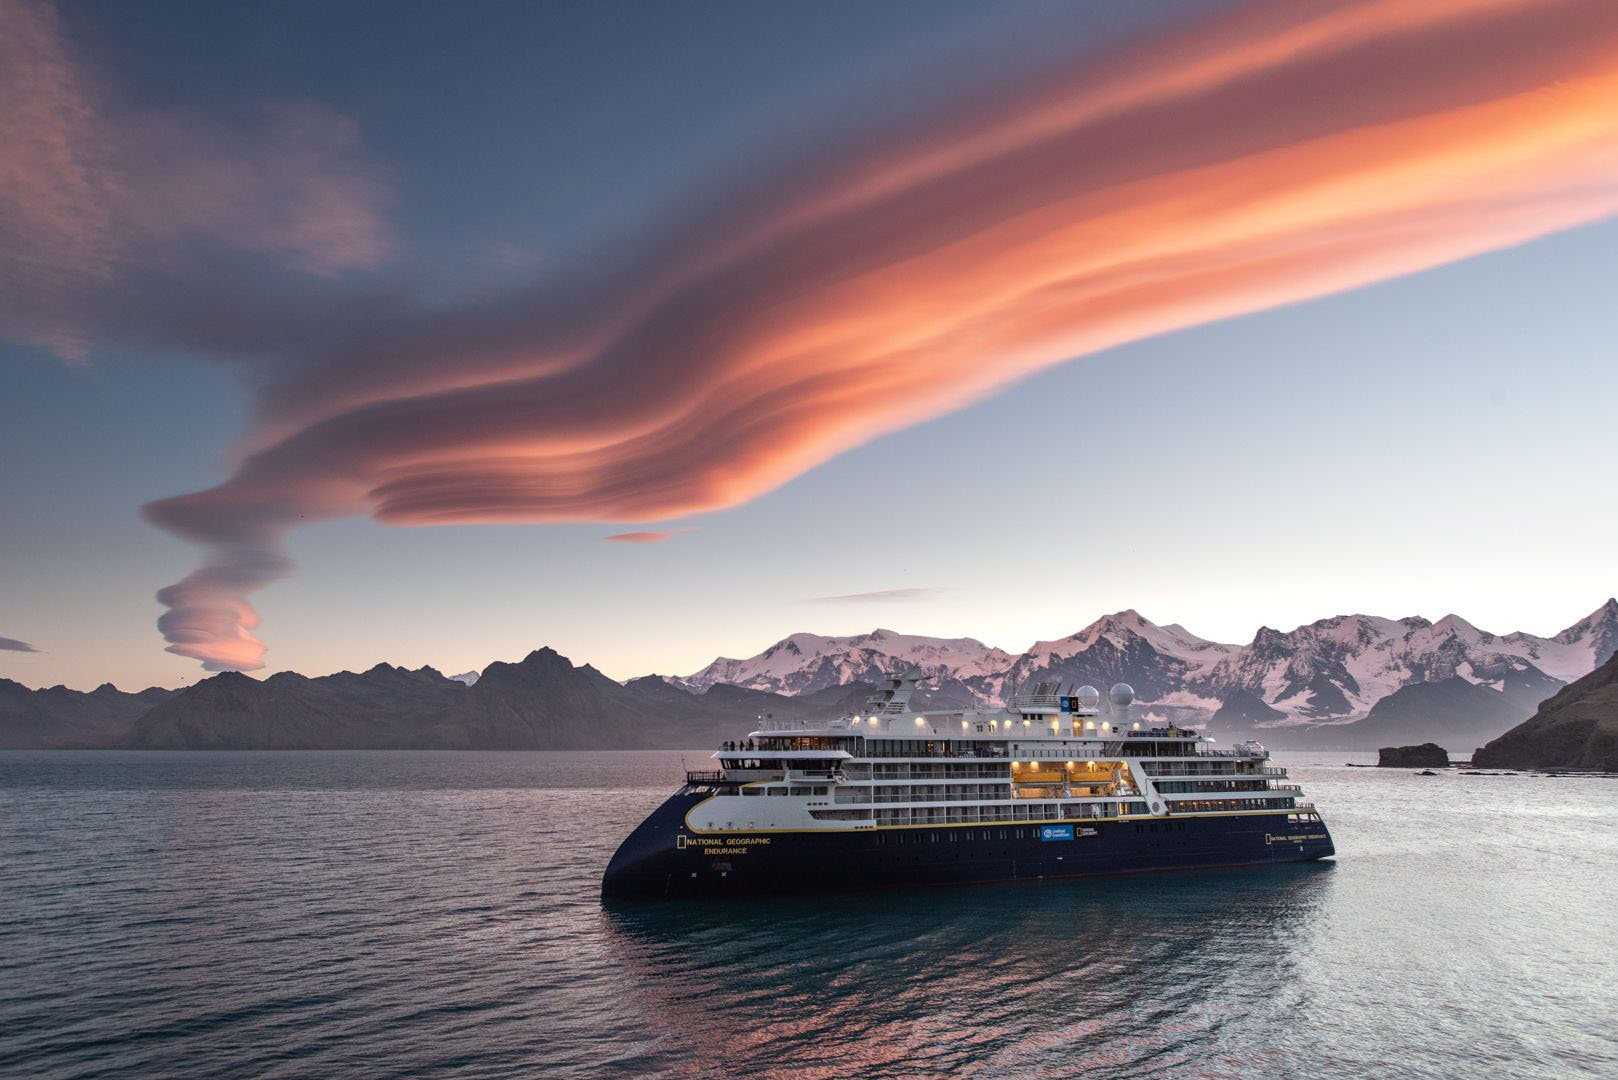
xmin=862 ymin=669 xmax=922 ymax=717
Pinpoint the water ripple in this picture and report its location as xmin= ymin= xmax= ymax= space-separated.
xmin=3 ymin=751 xmax=1617 ymax=1078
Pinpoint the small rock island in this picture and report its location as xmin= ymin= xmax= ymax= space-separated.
xmin=1377 ymin=742 xmax=1450 ymax=768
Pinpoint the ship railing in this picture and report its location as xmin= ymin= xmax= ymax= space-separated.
xmin=1269 ymin=783 xmax=1303 ymax=794
xmin=1143 ymin=765 xmax=1252 ymax=777
xmin=684 ymin=770 xmax=727 ymax=784
xmin=1260 ymin=767 xmax=1287 ymax=776
xmin=1062 ymin=803 xmax=1121 ymax=820
xmin=870 ymin=803 xmax=1126 ymax=827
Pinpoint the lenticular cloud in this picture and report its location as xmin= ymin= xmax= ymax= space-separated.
xmin=136 ymin=0 xmax=1618 ymax=670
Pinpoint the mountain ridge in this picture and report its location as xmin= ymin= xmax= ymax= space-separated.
xmin=673 ymin=599 xmax=1618 ymax=748
xmin=123 ymin=648 xmax=874 ymax=751
xmin=4 ymin=599 xmax=1612 ymax=751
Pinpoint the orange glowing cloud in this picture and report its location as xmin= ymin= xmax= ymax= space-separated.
xmin=603 ymin=531 xmax=678 ymax=544
xmin=137 ymin=0 xmax=1618 ymax=670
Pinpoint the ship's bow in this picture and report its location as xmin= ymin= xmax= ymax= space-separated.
xmin=601 ymin=788 xmax=708 ymax=900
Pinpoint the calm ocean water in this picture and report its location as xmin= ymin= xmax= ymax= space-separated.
xmin=2 ymin=750 xmax=1615 ymax=1079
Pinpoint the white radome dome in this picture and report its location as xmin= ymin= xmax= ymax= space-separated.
xmin=1108 ymin=683 xmax=1136 ymax=709
xmin=1074 ymin=685 xmax=1101 ymax=709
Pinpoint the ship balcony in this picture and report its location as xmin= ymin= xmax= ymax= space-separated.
xmin=684 ymin=770 xmax=727 ymax=784
xmin=1141 ymin=762 xmax=1260 ymax=778
xmin=867 ymin=802 xmax=1130 ymax=827
xmin=1012 ymin=782 xmax=1121 ymax=799
xmin=784 ymin=768 xmax=843 ymax=782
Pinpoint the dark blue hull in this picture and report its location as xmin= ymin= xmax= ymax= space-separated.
xmin=602 ymin=788 xmax=1335 ymax=900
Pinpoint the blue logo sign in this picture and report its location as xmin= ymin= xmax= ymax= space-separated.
xmin=1040 ymin=824 xmax=1075 ymax=842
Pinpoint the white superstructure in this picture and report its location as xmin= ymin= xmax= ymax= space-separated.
xmin=686 ymin=672 xmax=1309 ymax=834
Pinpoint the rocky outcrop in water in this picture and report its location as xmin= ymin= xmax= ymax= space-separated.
xmin=1377 ymin=743 xmax=1450 ymax=768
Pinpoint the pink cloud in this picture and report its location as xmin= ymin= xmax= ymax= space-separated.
xmin=0 ymin=0 xmax=392 ymax=364
xmin=122 ymin=0 xmax=1618 ymax=671
xmin=603 ymin=531 xmax=677 ymax=544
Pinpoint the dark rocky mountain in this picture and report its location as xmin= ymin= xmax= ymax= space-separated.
xmin=124 ymin=663 xmax=470 ymax=750
xmin=1257 ymin=667 xmax=1565 ymax=752
xmin=123 ymin=649 xmax=872 ymax=750
xmin=1208 ymin=689 xmax=1285 ymax=729
xmin=1473 ymin=651 xmax=1618 ymax=772
xmin=0 ymin=678 xmax=175 ymax=748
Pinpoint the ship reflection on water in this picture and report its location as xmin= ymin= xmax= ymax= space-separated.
xmin=600 ymin=863 xmax=1336 ymax=1077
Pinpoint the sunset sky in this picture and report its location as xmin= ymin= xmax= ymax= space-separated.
xmin=4 ymin=0 xmax=1617 ymax=690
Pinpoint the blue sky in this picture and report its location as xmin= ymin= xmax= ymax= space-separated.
xmin=3 ymin=0 xmax=1615 ymax=688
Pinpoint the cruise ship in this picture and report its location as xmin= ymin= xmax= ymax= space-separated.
xmin=602 ymin=673 xmax=1333 ymax=899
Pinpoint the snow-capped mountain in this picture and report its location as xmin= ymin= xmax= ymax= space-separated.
xmin=448 ymin=670 xmax=480 ymax=686
xmin=1207 ymin=603 xmax=1615 ymax=722
xmin=995 ymin=611 xmax=1238 ymax=712
xmin=677 ymin=599 xmax=1618 ymax=733
xmin=676 ymin=629 xmax=1014 ymax=698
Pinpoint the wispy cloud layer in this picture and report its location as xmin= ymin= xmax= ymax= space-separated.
xmin=12 ymin=0 xmax=1618 ymax=671
xmin=807 ymin=588 xmax=952 ymax=604
xmin=0 ymin=0 xmax=392 ymax=363
xmin=1 ymin=636 xmax=42 ymax=653
xmin=603 ymin=531 xmax=678 ymax=544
